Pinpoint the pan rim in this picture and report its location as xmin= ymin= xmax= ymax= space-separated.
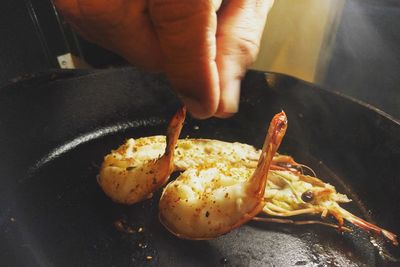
xmin=1 ymin=67 xmax=399 ymax=126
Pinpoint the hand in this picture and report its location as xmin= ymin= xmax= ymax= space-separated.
xmin=54 ymin=0 xmax=274 ymax=119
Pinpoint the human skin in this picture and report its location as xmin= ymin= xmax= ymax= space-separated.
xmin=54 ymin=0 xmax=274 ymax=119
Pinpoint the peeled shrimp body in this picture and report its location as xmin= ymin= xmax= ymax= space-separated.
xmin=159 ymin=112 xmax=288 ymax=239
xmin=114 ymin=136 xmax=261 ymax=172
xmin=98 ymin=107 xmax=263 ymax=204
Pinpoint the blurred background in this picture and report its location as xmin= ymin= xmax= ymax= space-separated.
xmin=1 ymin=0 xmax=399 ymax=119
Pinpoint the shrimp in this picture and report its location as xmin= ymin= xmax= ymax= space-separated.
xmin=158 ymin=112 xmax=288 ymax=239
xmin=102 ymin=136 xmax=261 ymax=171
xmin=98 ymin=120 xmax=262 ymax=204
xmin=98 ymin=126 xmax=261 ymax=204
xmin=97 ymin=107 xmax=398 ymax=245
xmin=253 ymin=163 xmax=398 ymax=246
xmin=97 ymin=106 xmax=186 ymax=204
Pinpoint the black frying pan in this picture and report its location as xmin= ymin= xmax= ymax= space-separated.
xmin=0 ymin=68 xmax=399 ymax=266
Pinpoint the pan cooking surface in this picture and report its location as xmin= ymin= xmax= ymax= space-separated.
xmin=15 ymin=123 xmax=385 ymax=266
xmin=0 ymin=68 xmax=399 ymax=266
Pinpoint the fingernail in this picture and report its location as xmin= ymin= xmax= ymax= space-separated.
xmin=220 ymin=79 xmax=240 ymax=114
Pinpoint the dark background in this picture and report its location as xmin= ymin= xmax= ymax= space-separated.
xmin=323 ymin=0 xmax=400 ymax=120
xmin=0 ymin=0 xmax=399 ymax=119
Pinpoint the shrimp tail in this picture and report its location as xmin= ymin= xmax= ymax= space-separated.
xmin=336 ymin=206 xmax=398 ymax=246
xmin=157 ymin=106 xmax=186 ymax=182
xmin=164 ymin=106 xmax=186 ymax=160
xmin=247 ymin=111 xmax=288 ymax=198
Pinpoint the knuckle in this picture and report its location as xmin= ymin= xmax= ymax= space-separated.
xmin=235 ymin=37 xmax=260 ymax=64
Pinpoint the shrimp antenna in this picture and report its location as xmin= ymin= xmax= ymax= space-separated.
xmin=299 ymin=164 xmax=317 ymax=177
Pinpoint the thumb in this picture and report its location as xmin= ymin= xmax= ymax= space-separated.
xmin=215 ymin=0 xmax=274 ymax=118
xmin=149 ymin=0 xmax=223 ymax=119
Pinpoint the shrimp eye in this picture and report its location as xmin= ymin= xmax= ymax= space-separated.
xmin=301 ymin=190 xmax=314 ymax=202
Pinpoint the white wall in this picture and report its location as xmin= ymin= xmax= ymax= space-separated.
xmin=252 ymin=0 xmax=346 ymax=82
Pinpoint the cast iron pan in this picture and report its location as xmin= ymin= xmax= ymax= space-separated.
xmin=0 ymin=68 xmax=399 ymax=266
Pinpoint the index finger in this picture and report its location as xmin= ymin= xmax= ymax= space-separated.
xmin=149 ymin=0 xmax=223 ymax=119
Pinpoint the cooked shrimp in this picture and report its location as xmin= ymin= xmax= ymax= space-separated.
xmin=98 ymin=107 xmax=398 ymax=245
xmin=173 ymin=138 xmax=260 ymax=170
xmin=254 ymin=165 xmax=398 ymax=246
xmin=103 ymin=136 xmax=261 ymax=170
xmin=98 ymin=138 xmax=260 ymax=204
xmin=97 ymin=106 xmax=186 ymax=204
xmin=158 ymin=112 xmax=288 ymax=239
xmin=98 ymin=128 xmax=261 ymax=204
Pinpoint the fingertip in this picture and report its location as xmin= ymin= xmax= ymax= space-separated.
xmin=166 ymin=60 xmax=220 ymax=120
xmin=179 ymin=94 xmax=217 ymax=119
xmin=216 ymin=77 xmax=241 ymax=115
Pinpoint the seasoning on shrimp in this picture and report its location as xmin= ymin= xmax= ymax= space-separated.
xmin=158 ymin=112 xmax=287 ymax=239
xmin=98 ymin=107 xmax=398 ymax=246
xmin=97 ymin=106 xmax=186 ymax=204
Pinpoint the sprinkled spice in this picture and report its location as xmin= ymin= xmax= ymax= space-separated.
xmin=126 ymin=166 xmax=135 ymax=171
xmin=205 ymin=211 xmax=210 ymax=217
xmin=114 ymin=219 xmax=135 ymax=234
